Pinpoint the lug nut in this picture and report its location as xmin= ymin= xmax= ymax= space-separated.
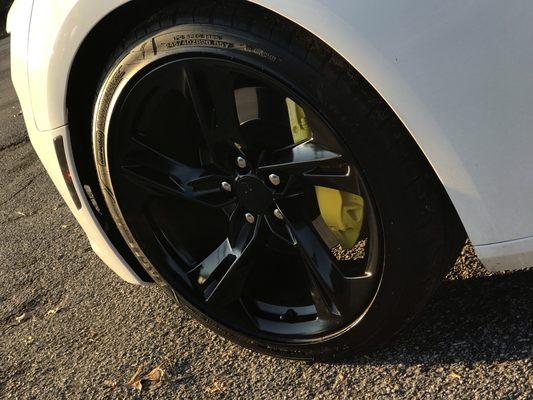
xmin=245 ymin=213 xmax=255 ymax=224
xmin=269 ymin=174 xmax=281 ymax=186
xmin=280 ymin=308 xmax=297 ymax=322
xmin=221 ymin=181 xmax=232 ymax=192
xmin=273 ymin=208 xmax=284 ymax=220
xmin=237 ymin=157 xmax=247 ymax=169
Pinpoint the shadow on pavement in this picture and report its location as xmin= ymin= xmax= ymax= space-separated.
xmin=341 ymin=268 xmax=532 ymax=367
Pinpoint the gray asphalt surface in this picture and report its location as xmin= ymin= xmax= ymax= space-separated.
xmin=0 ymin=37 xmax=532 ymax=399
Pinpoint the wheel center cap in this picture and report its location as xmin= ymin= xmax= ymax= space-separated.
xmin=235 ymin=175 xmax=273 ymax=214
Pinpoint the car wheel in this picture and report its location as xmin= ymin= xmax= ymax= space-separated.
xmin=92 ymin=0 xmax=465 ymax=360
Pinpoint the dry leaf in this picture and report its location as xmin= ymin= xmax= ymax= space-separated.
xmin=144 ymin=366 xmax=166 ymax=392
xmin=130 ymin=380 xmax=143 ymax=392
xmin=127 ymin=365 xmax=144 ymax=386
xmin=126 ymin=364 xmax=166 ymax=393
xmin=147 ymin=367 xmax=164 ymax=381
xmin=146 ymin=366 xmax=165 ymax=383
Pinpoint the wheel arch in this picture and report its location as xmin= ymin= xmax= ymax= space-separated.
xmin=62 ymin=0 xmax=468 ymax=259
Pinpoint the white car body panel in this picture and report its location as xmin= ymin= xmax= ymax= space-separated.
xmin=8 ymin=0 xmax=533 ymax=283
xmin=28 ymin=126 xmax=145 ymax=285
xmin=7 ymin=0 xmax=147 ymax=284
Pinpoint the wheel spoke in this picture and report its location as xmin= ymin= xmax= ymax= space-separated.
xmin=189 ymin=216 xmax=262 ymax=307
xmin=264 ymin=215 xmax=298 ymax=251
xmin=303 ymin=165 xmax=359 ymax=193
xmin=182 ymin=63 xmax=246 ymax=165
xmin=121 ymin=137 xmax=231 ymax=208
xmin=257 ymin=141 xmax=344 ymax=175
xmin=234 ymin=86 xmax=295 ymax=151
xmin=304 ymin=106 xmax=345 ymax=154
xmin=285 ymin=217 xmax=375 ymax=322
xmin=227 ymin=205 xmax=247 ymax=247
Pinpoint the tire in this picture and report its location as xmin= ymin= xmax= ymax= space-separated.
xmin=92 ymin=0 xmax=465 ymax=360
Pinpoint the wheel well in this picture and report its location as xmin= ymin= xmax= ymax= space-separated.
xmin=66 ymin=0 xmax=466 ymax=283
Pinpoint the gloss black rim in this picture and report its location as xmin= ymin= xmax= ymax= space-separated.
xmin=108 ymin=56 xmax=382 ymax=341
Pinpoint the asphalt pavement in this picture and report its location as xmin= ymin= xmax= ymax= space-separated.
xmin=0 ymin=37 xmax=531 ymax=399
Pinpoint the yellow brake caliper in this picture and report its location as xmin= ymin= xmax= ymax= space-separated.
xmin=286 ymin=98 xmax=365 ymax=249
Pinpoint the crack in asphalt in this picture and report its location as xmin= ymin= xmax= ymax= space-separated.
xmin=0 ymin=134 xmax=29 ymax=152
xmin=0 ymin=173 xmax=40 ymax=207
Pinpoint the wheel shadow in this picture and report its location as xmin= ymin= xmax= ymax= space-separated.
xmin=341 ymin=268 xmax=532 ymax=367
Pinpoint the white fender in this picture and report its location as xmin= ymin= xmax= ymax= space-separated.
xmin=14 ymin=0 xmax=533 ymax=271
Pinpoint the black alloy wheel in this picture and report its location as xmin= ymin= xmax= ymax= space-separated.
xmin=109 ymin=58 xmax=381 ymax=340
xmin=92 ymin=0 xmax=464 ymax=360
